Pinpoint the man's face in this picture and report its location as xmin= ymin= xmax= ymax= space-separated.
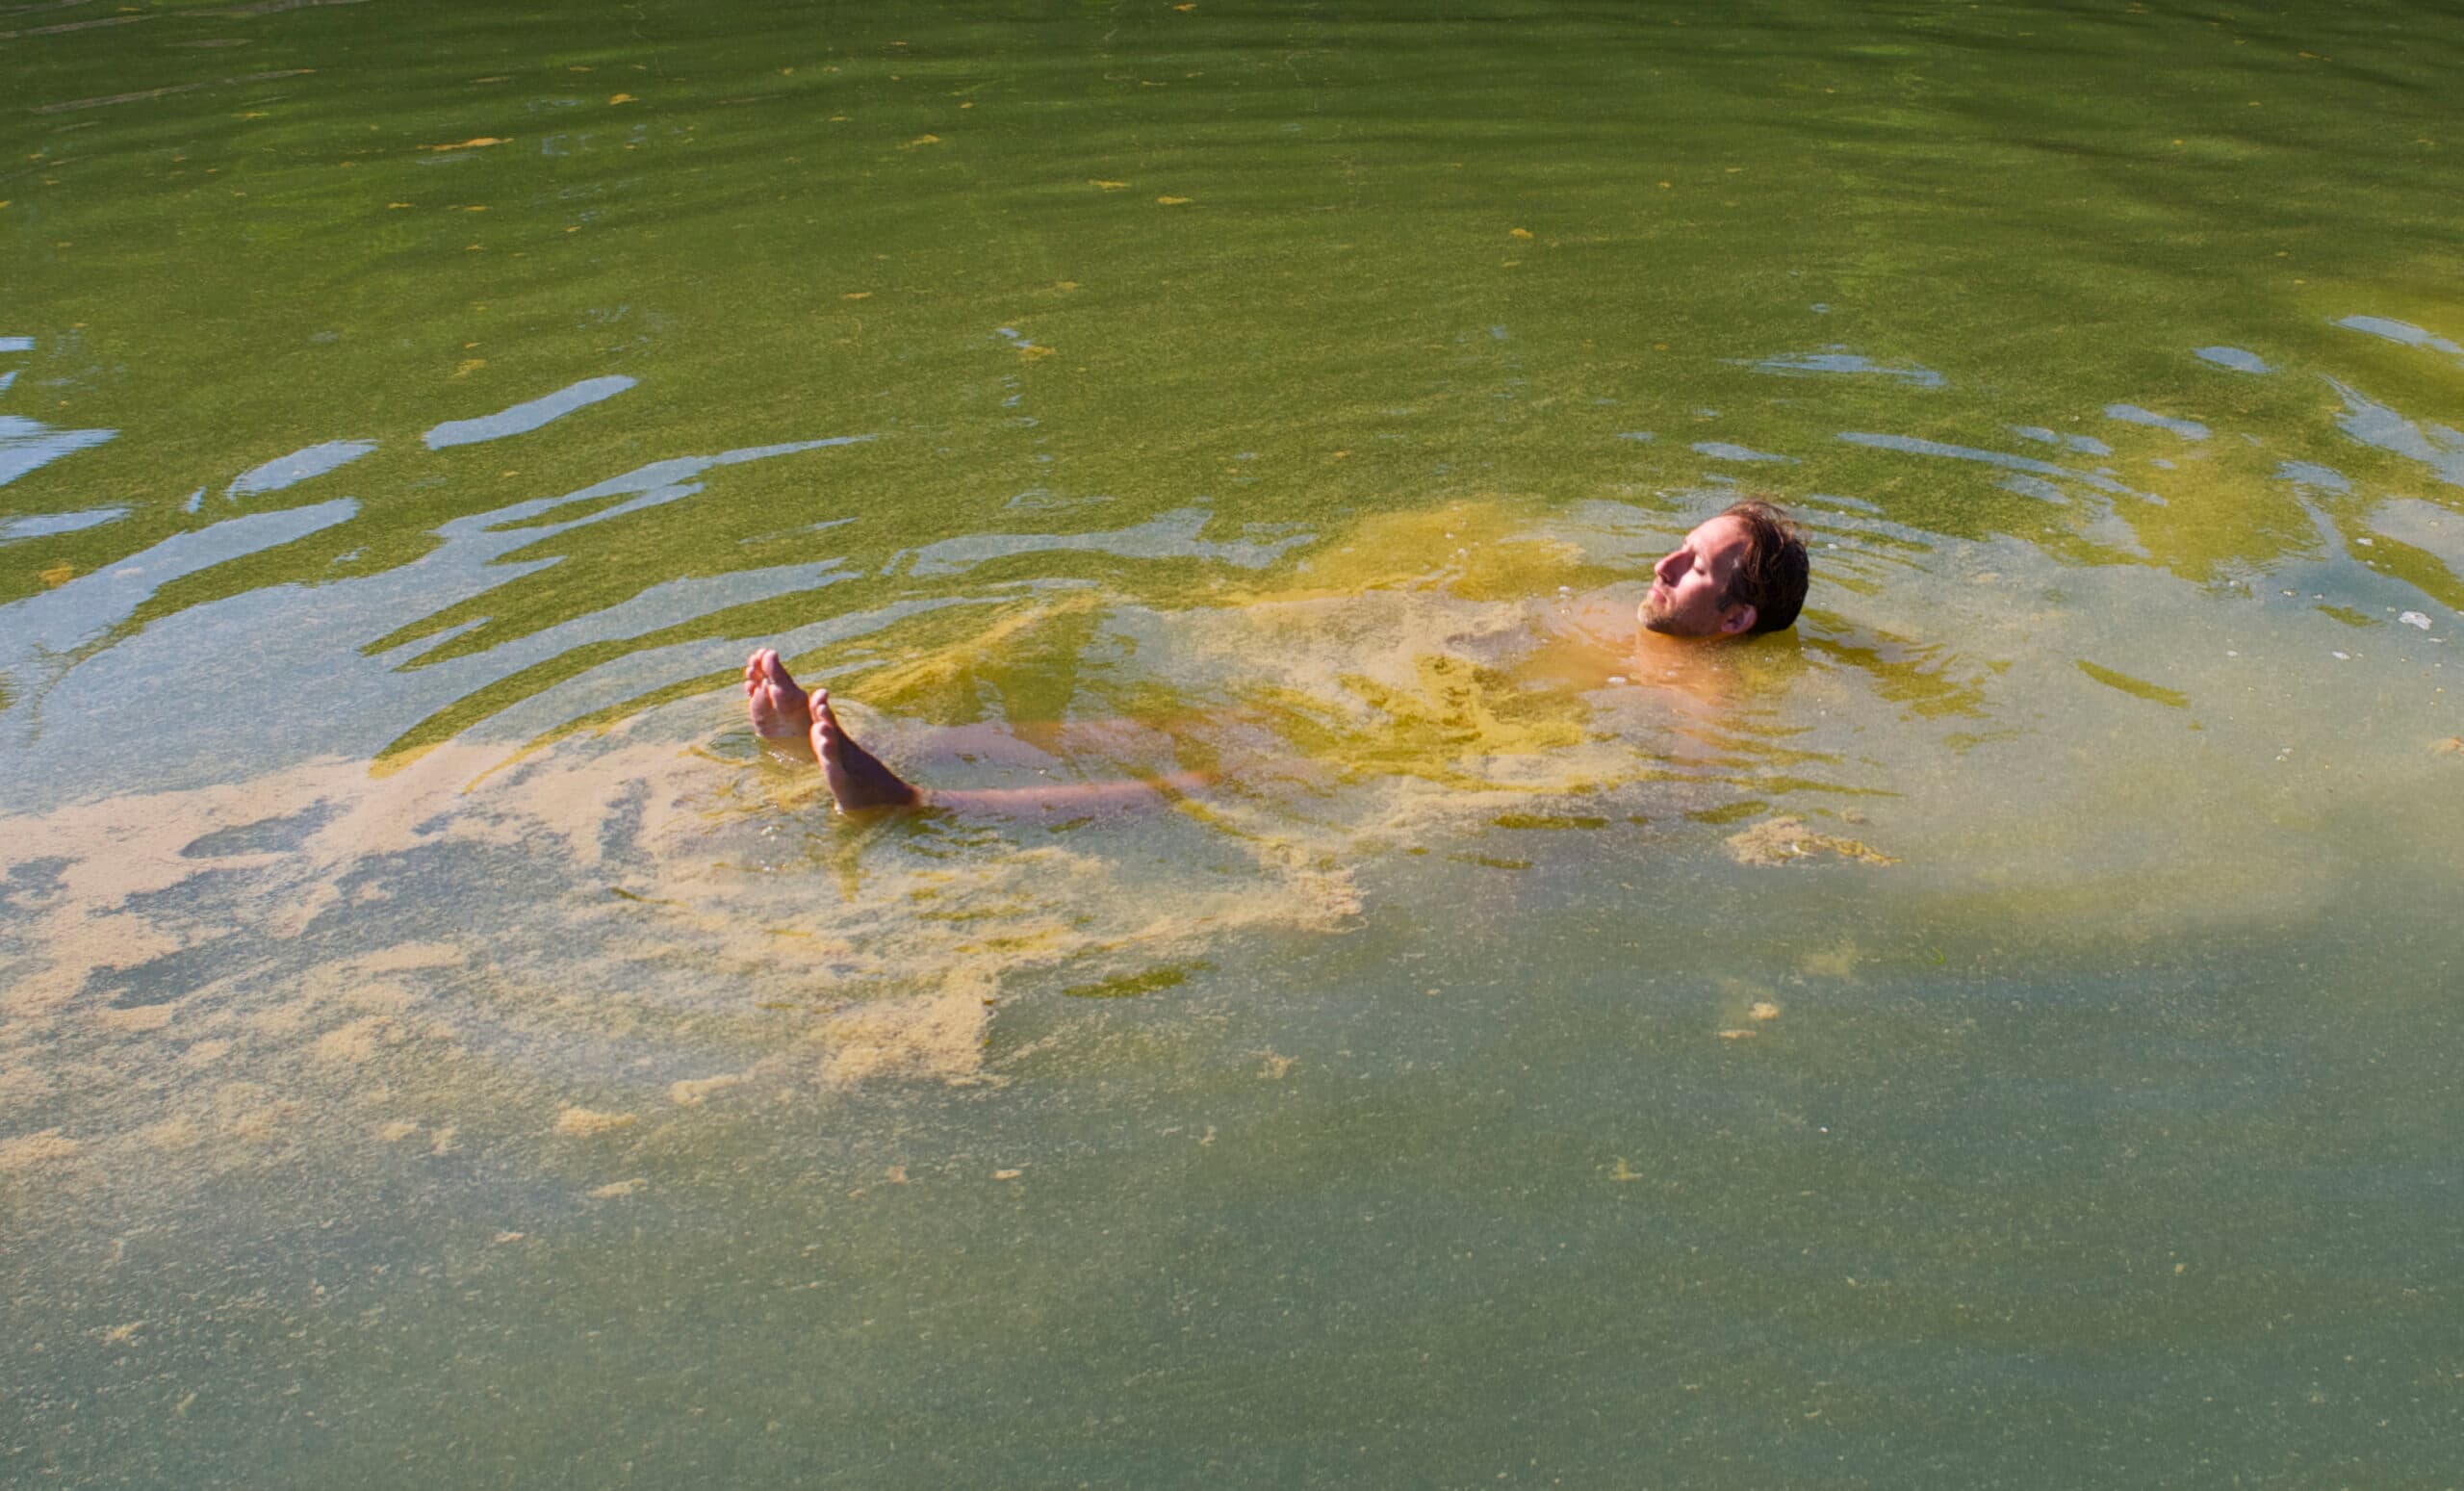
xmin=1638 ymin=515 xmax=1757 ymax=638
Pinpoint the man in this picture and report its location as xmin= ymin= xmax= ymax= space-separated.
xmin=747 ymin=500 xmax=1810 ymax=812
xmin=1638 ymin=499 xmax=1809 ymax=639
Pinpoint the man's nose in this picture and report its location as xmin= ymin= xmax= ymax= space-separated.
xmin=1655 ymin=549 xmax=1683 ymax=581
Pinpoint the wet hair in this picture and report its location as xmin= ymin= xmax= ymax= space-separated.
xmin=1717 ymin=499 xmax=1810 ymax=634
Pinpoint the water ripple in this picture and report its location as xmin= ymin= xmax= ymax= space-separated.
xmin=0 ymin=500 xmax=360 ymax=746
xmin=1693 ymin=442 xmax=1796 ymax=464
xmin=424 ymin=374 xmax=638 ymax=450
xmin=2325 ymin=378 xmax=2464 ymax=488
xmin=227 ymin=438 xmax=378 ymax=499
xmin=2011 ymin=425 xmax=2112 ymax=456
xmin=902 ymin=507 xmax=1313 ymax=578
xmin=2195 ymin=346 xmax=2271 ymax=374
xmin=0 ymin=414 xmax=117 ymax=488
xmin=2274 ymin=461 xmax=2351 ymax=494
xmin=2103 ymin=404 xmax=2211 ymax=441
xmin=1836 ymin=431 xmax=2151 ymax=499
xmin=473 ymin=435 xmax=880 ymax=535
xmin=0 ymin=506 xmax=125 ymax=543
xmin=2333 ymin=315 xmax=2464 ymax=363
xmin=1745 ymin=351 xmax=1946 ymax=388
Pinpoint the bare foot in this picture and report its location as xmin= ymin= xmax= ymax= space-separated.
xmin=744 ymin=648 xmax=813 ymax=746
xmin=811 ymin=689 xmax=921 ymax=811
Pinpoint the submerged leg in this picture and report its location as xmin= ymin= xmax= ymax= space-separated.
xmin=810 ymin=688 xmax=922 ymax=812
xmin=745 ymin=644 xmax=1200 ymax=816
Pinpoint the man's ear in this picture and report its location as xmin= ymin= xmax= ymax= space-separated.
xmin=1718 ymin=604 xmax=1758 ymax=636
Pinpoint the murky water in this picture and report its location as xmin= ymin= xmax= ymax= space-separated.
xmin=6 ymin=1 xmax=2463 ymax=1484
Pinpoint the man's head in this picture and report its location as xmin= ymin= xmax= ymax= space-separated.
xmin=1637 ymin=500 xmax=1810 ymax=638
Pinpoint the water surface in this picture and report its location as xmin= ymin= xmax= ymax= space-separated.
xmin=5 ymin=1 xmax=2463 ymax=1484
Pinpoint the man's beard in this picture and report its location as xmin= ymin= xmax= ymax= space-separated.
xmin=1638 ymin=588 xmax=1684 ymax=634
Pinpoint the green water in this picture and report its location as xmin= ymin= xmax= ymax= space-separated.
xmin=6 ymin=1 xmax=2463 ymax=1483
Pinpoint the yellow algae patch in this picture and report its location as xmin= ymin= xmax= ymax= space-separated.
xmin=1201 ymin=631 xmax=1567 ymax=783
xmin=1240 ymin=653 xmax=1590 ymax=792
xmin=835 ymin=590 xmax=1110 ymax=720
xmin=588 ymin=1177 xmax=646 ymax=1198
xmin=0 ymin=767 xmax=371 ymax=1016
xmin=1702 ymin=971 xmax=1779 ymax=1026
xmin=1249 ymin=499 xmax=1594 ymax=604
xmin=668 ymin=1072 xmax=746 ymax=1106
xmin=140 ymin=1117 xmax=202 ymax=1152
xmin=819 ymin=980 xmax=990 ymax=1086
xmin=0 ymin=576 xmax=1591 ymax=1192
xmin=217 ymin=1085 xmax=303 ymax=1144
xmin=553 ymin=1106 xmax=637 ymax=1137
xmin=244 ymin=1001 xmax=316 ymax=1041
xmin=1717 ymin=1028 xmax=1758 ymax=1041
xmin=1287 ymin=862 xmax=1365 ymax=928
xmin=354 ymin=942 xmax=465 ymax=974
xmin=0 ymin=1065 xmax=51 ymax=1113
xmin=1091 ymin=179 xmax=1128 ymax=190
xmin=2434 ymin=735 xmax=2464 ymax=756
xmin=1156 ymin=195 xmax=1192 ymax=205
xmin=422 ymin=137 xmax=507 ymax=150
xmin=1725 ymin=816 xmax=1898 ymax=867
xmin=340 ymin=982 xmax=424 ymax=1016
xmin=1064 ymin=964 xmax=1194 ymax=999
xmin=311 ymin=1016 xmax=398 ymax=1065
xmin=5 ymin=911 xmax=184 ymax=1016
xmin=0 ymin=1128 xmax=79 ymax=1171
xmin=2076 ymin=659 xmax=2189 ymax=710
